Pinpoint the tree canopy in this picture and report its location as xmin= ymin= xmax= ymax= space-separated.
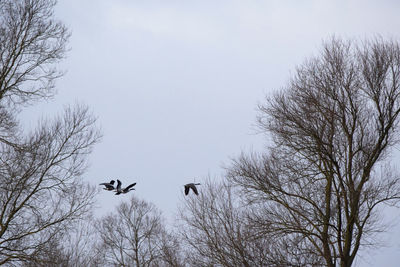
xmin=228 ymin=37 xmax=400 ymax=267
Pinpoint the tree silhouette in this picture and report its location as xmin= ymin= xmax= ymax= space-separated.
xmin=0 ymin=0 xmax=101 ymax=264
xmin=228 ymin=37 xmax=400 ymax=267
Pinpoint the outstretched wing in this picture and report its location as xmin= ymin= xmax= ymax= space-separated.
xmin=190 ymin=184 xmax=199 ymax=195
xmin=123 ymin=183 xmax=136 ymax=192
xmin=99 ymin=183 xmax=114 ymax=190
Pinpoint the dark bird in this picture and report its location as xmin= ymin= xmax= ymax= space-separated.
xmin=115 ymin=179 xmax=137 ymax=195
xmin=99 ymin=180 xmax=115 ymax=191
xmin=184 ymin=183 xmax=201 ymax=195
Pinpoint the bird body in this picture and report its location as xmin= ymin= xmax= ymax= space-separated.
xmin=99 ymin=180 xmax=115 ymax=191
xmin=184 ymin=183 xmax=201 ymax=195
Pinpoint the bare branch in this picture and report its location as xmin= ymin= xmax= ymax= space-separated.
xmin=228 ymin=37 xmax=400 ymax=267
xmin=0 ymin=0 xmax=70 ymax=107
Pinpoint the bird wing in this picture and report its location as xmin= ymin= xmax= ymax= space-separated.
xmin=190 ymin=184 xmax=199 ymax=195
xmin=99 ymin=183 xmax=114 ymax=190
xmin=124 ymin=183 xmax=136 ymax=192
xmin=116 ymin=180 xmax=122 ymax=191
xmin=109 ymin=180 xmax=115 ymax=185
xmin=184 ymin=185 xmax=189 ymax=195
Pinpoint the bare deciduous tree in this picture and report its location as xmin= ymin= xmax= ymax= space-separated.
xmin=179 ymin=180 xmax=292 ymax=267
xmin=96 ymin=196 xmax=182 ymax=267
xmin=58 ymin=217 xmax=104 ymax=267
xmin=22 ymin=216 xmax=103 ymax=267
xmin=0 ymin=104 xmax=101 ymax=265
xmin=228 ymin=37 xmax=400 ymax=267
xmin=0 ymin=0 xmax=69 ymax=106
xmin=0 ymin=0 xmax=101 ymax=265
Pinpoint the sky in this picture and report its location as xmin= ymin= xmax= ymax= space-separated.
xmin=20 ymin=0 xmax=400 ymax=266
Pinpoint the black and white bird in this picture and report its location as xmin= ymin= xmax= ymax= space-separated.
xmin=99 ymin=180 xmax=115 ymax=191
xmin=115 ymin=179 xmax=137 ymax=195
xmin=184 ymin=183 xmax=201 ymax=195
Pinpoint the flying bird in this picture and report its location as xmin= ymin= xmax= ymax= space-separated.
xmin=99 ymin=180 xmax=115 ymax=191
xmin=184 ymin=183 xmax=201 ymax=195
xmin=115 ymin=179 xmax=137 ymax=195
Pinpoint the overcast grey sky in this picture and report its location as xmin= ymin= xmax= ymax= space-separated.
xmin=21 ymin=0 xmax=400 ymax=266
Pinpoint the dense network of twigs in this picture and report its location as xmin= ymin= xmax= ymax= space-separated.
xmin=1 ymin=1 xmax=400 ymax=266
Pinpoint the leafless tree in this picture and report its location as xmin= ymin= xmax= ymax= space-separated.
xmin=0 ymin=0 xmax=69 ymax=107
xmin=51 ymin=216 xmax=103 ymax=267
xmin=22 ymin=233 xmax=70 ymax=267
xmin=178 ymin=179 xmax=302 ymax=267
xmin=59 ymin=217 xmax=104 ymax=267
xmin=21 ymin=215 xmax=103 ymax=267
xmin=228 ymin=37 xmax=400 ymax=267
xmin=0 ymin=104 xmax=101 ymax=265
xmin=96 ymin=196 xmax=183 ymax=267
xmin=157 ymin=227 xmax=184 ymax=267
xmin=0 ymin=0 xmax=102 ymax=265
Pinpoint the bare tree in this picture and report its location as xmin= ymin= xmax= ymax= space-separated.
xmin=96 ymin=196 xmax=182 ymax=267
xmin=0 ymin=0 xmax=102 ymax=265
xmin=178 ymin=179 xmax=296 ymax=267
xmin=0 ymin=104 xmax=101 ymax=265
xmin=32 ymin=215 xmax=104 ymax=267
xmin=0 ymin=0 xmax=69 ymax=106
xmin=228 ymin=37 xmax=400 ymax=267
xmin=157 ymin=227 xmax=184 ymax=267
xmin=58 ymin=217 xmax=104 ymax=267
xmin=23 ymin=233 xmax=70 ymax=267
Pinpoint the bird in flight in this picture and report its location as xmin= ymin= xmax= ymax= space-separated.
xmin=99 ymin=180 xmax=115 ymax=191
xmin=184 ymin=183 xmax=201 ymax=195
xmin=115 ymin=179 xmax=137 ymax=195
